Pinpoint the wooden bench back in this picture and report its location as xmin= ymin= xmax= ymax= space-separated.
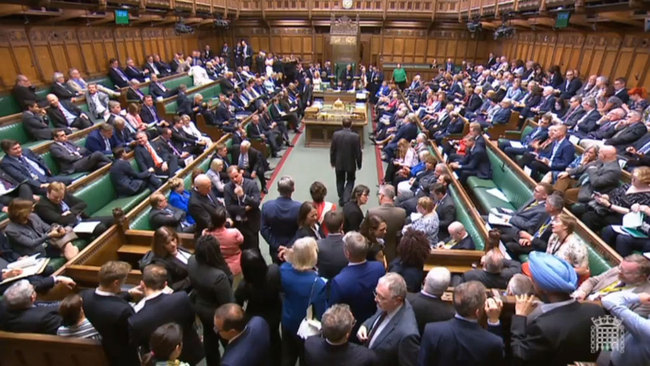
xmin=0 ymin=331 xmax=110 ymax=366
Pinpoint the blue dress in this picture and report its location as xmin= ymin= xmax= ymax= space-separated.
xmin=169 ymin=190 xmax=195 ymax=225
xmin=279 ymin=262 xmax=327 ymax=334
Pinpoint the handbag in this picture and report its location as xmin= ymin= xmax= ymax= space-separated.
xmin=296 ymin=276 xmax=322 ymax=339
xmin=48 ymin=226 xmax=78 ymax=249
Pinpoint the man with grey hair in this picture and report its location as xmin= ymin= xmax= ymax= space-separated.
xmin=261 ymin=175 xmax=301 ymax=263
xmin=506 ymin=273 xmax=535 ymax=296
xmin=572 ymin=97 xmax=602 ymax=135
xmin=330 ymin=231 xmax=385 ymax=342
xmin=304 ymin=304 xmax=378 ymax=365
xmin=46 ymin=93 xmax=93 ymax=130
xmin=238 ymin=139 xmax=269 ymax=193
xmin=418 ymin=281 xmax=504 ymax=365
xmin=0 ymin=280 xmax=62 ymax=334
xmin=367 ymin=184 xmax=406 ymax=262
xmin=458 ymin=248 xmax=522 ymax=289
xmin=86 ymin=82 xmax=111 ymax=120
xmin=52 ymin=71 xmax=80 ymax=101
xmin=357 ymin=272 xmax=419 ymax=366
xmin=189 ymin=173 xmax=225 ymax=236
xmin=407 ymin=267 xmax=455 ymax=334
xmin=506 ymin=193 xmax=564 ymax=257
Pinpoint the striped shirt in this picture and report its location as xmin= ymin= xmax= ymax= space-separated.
xmin=57 ymin=318 xmax=102 ymax=340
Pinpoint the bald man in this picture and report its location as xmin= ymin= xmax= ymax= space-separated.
xmin=188 ymin=174 xmax=225 ymax=236
xmin=565 ymin=144 xmax=621 ymax=206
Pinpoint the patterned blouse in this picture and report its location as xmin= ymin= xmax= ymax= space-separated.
xmin=610 ymin=184 xmax=650 ymax=209
xmin=405 ymin=212 xmax=440 ymax=247
xmin=546 ymin=233 xmax=589 ymax=270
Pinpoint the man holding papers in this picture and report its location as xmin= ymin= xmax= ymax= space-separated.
xmin=34 ymin=182 xmax=112 ymax=237
xmin=497 ymin=114 xmax=550 ymax=160
xmin=490 ymin=183 xmax=553 ymax=244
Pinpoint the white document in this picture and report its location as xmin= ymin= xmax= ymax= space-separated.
xmin=523 ymin=166 xmax=532 ymax=176
xmin=1 ymin=256 xmax=50 ymax=285
xmin=509 ymin=140 xmax=524 ymax=149
xmin=569 ymin=134 xmax=580 ymax=145
xmin=488 ymin=213 xmax=512 ymax=227
xmin=622 ymin=212 xmax=644 ymax=228
xmin=73 ymin=221 xmax=102 ymax=234
xmin=443 ymin=153 xmax=448 ymax=162
xmin=618 ymin=159 xmax=627 ymax=169
xmin=498 ymin=241 xmax=512 ymax=260
xmin=486 ymin=188 xmax=508 ymax=202
xmin=184 ymin=156 xmax=194 ymax=167
xmin=452 ymin=172 xmax=459 ymax=179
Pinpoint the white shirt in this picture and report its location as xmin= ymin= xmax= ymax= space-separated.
xmin=133 ymin=290 xmax=164 ymax=313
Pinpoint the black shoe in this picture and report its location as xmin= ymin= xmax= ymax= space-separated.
xmin=286 ymin=143 xmax=294 ymax=147
xmin=293 ymin=128 xmax=300 ymax=133
xmin=262 ymin=188 xmax=268 ymax=194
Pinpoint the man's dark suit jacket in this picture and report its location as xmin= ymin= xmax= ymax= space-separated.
xmin=220 ymin=78 xmax=235 ymax=95
xmin=50 ymin=141 xmax=91 ymax=174
xmin=109 ymin=67 xmax=130 ymax=88
xmin=406 ymin=292 xmax=454 ymax=335
xmin=126 ymin=87 xmax=145 ymax=102
xmin=614 ymin=88 xmax=629 ymax=104
xmin=304 ymin=336 xmax=378 ymax=366
xmin=540 ymin=138 xmax=575 ymax=171
xmin=223 ymin=178 xmax=261 ymax=232
xmin=125 ymin=65 xmax=146 ymax=82
xmin=149 ymin=206 xmax=186 ymax=231
xmin=13 ymin=85 xmax=45 ymax=108
xmin=81 ymin=289 xmax=139 ymax=366
xmin=450 ymin=235 xmax=476 ymax=250
xmin=316 ymin=233 xmax=348 ymax=279
xmin=0 ymin=149 xmax=53 ymax=191
xmin=606 ymin=121 xmax=647 ymax=150
xmin=343 ymin=201 xmax=364 ymax=232
xmin=150 ymin=82 xmax=174 ymax=99
xmin=109 ymin=159 xmax=151 ymax=197
xmin=329 ymin=262 xmax=386 ymax=339
xmin=509 ymin=199 xmax=549 ymax=235
xmin=418 ymin=317 xmax=504 ymax=366
xmin=52 ymin=82 xmax=77 ymax=100
xmin=458 ymin=144 xmax=492 ymax=179
xmin=86 ymin=129 xmax=116 ymax=154
xmin=559 ymin=78 xmax=582 ymax=99
xmin=240 ymin=147 xmax=267 ymax=176
xmin=491 ymin=107 xmax=512 ymax=125
xmin=176 ymin=92 xmax=193 ymax=116
xmin=188 ymin=188 xmax=223 ymax=235
xmin=562 ymin=106 xmax=586 ymax=127
xmin=537 ymin=95 xmax=556 ymax=114
xmin=574 ymin=109 xmax=602 ymax=135
xmin=22 ymin=111 xmax=53 ymax=141
xmin=128 ymin=292 xmax=204 ymax=365
xmin=461 ymin=260 xmax=522 ymax=289
xmin=46 ymin=100 xmax=85 ymax=129
xmin=330 ymin=128 xmax=362 ymax=172
xmin=510 ymin=301 xmax=605 ymax=366
xmin=221 ymin=316 xmax=270 ymax=366
xmin=111 ymin=127 xmax=134 ymax=149
xmin=260 ymin=196 xmax=301 ymax=253
xmin=35 ymin=193 xmax=86 ymax=226
xmin=134 ymin=142 xmax=171 ymax=172
xmin=140 ymin=104 xmax=162 ymax=125
xmin=362 ymin=301 xmax=420 ymax=366
xmin=435 ymin=194 xmax=456 ymax=240
xmin=0 ymin=303 xmax=61 ymax=334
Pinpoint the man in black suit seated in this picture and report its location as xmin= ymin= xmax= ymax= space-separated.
xmin=492 ymin=182 xmax=553 ymax=244
xmin=213 ymin=94 xmax=237 ymax=131
xmin=45 ymin=94 xmax=92 ymax=130
xmin=126 ymin=81 xmax=146 ymax=102
xmin=501 ymin=252 xmax=605 ymax=366
xmin=189 ymin=174 xmax=226 ymax=236
xmin=457 ymin=247 xmax=521 ymax=289
xmin=224 ymin=165 xmax=261 ymax=251
xmin=50 ymin=128 xmax=111 ymax=175
xmin=52 ymin=72 xmax=81 ymax=102
xmin=153 ymin=54 xmax=173 ymax=76
xmin=448 ymin=135 xmax=492 ymax=184
xmin=111 ymin=117 xmax=137 ymax=150
xmin=437 ymin=221 xmax=475 ymax=250
xmin=128 ymin=264 xmax=204 ymax=366
xmin=214 ymin=303 xmax=271 ymax=366
xmin=81 ymin=261 xmax=141 ymax=366
xmin=0 ymin=139 xmax=74 ymax=195
xmin=158 ymin=127 xmax=192 ymax=166
xmin=35 ymin=182 xmax=113 ymax=237
xmin=246 ymin=114 xmax=281 ymax=158
xmin=237 ymin=140 xmax=269 ymax=194
xmin=406 ymin=267 xmax=455 ymax=335
xmin=140 ymin=95 xmax=170 ymax=132
xmin=134 ymin=131 xmax=180 ymax=179
xmin=418 ymin=281 xmax=505 ymax=366
xmin=12 ymin=75 xmax=47 ymax=108
xmin=557 ymin=69 xmax=582 ymax=99
xmin=330 ymin=117 xmax=363 ymax=206
xmin=109 ymin=147 xmax=161 ymax=197
xmin=149 ymin=74 xmax=177 ymax=100
xmin=561 ymin=96 xmax=586 ymax=128
xmin=431 ymin=183 xmax=456 ymax=240
xmin=0 ymin=167 xmax=35 ymax=213
xmin=316 ymin=211 xmax=348 ymax=280
xmin=22 ymin=100 xmax=56 ymax=141
xmin=124 ymin=57 xmax=149 ymax=82
xmin=108 ymin=58 xmax=132 ymax=89
xmin=170 ymin=118 xmax=205 ymax=156
xmin=504 ymin=193 xmax=564 ymax=258
xmin=148 ymin=192 xmax=194 ymax=233
xmin=304 ymin=304 xmax=377 ymax=366
xmin=0 ymin=279 xmax=62 ymax=334
xmin=571 ymin=98 xmax=601 ymax=136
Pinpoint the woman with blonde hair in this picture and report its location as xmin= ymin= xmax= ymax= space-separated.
xmin=384 ymin=138 xmax=418 ymax=185
xmin=125 ymin=102 xmax=147 ymax=133
xmin=205 ymin=158 xmax=226 ymax=195
xmin=279 ymin=237 xmax=327 ymax=365
xmin=168 ymin=178 xmax=195 ymax=225
xmin=403 ymin=196 xmax=440 ymax=247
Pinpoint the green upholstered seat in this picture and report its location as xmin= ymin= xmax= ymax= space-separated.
xmin=164 ymin=75 xmax=194 ymax=91
xmin=48 ymin=238 xmax=90 ymax=270
xmin=89 ymin=76 xmax=116 ymax=90
xmin=164 ymin=82 xmax=222 ymax=115
xmin=130 ymin=207 xmax=153 ymax=231
xmin=0 ymin=95 xmax=23 ymax=117
xmin=449 ymin=185 xmax=484 ymax=250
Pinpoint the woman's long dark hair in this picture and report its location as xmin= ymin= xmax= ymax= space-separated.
xmin=141 ymin=322 xmax=183 ymax=366
xmin=397 ymin=228 xmax=431 ymax=267
xmin=359 ymin=214 xmax=384 ymax=244
xmin=195 ymin=234 xmax=233 ymax=278
xmin=240 ymin=249 xmax=268 ymax=288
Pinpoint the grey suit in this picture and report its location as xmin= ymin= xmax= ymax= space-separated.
xmin=316 ymin=233 xmax=348 ymax=280
xmin=367 ymin=203 xmax=406 ymax=264
xmin=330 ymin=127 xmax=362 ymax=205
xmin=85 ymin=90 xmax=110 ymax=119
xmin=507 ymin=199 xmax=548 ymax=235
xmin=22 ymin=111 xmax=54 ymax=141
xmin=149 ymin=206 xmax=191 ymax=232
xmin=362 ymin=301 xmax=420 ymax=366
xmin=50 ymin=141 xmax=110 ymax=175
xmin=576 ymin=160 xmax=621 ymax=202
xmin=5 ymin=213 xmax=51 ymax=257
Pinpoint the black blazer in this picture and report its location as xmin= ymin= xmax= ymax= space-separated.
xmin=0 ymin=303 xmax=61 ymax=335
xmin=46 ymin=100 xmax=84 ymax=128
xmin=22 ymin=111 xmax=53 ymax=141
xmin=128 ymin=292 xmax=204 ymax=365
xmin=450 ymin=235 xmax=476 ymax=250
xmin=109 ymin=159 xmax=151 ymax=197
xmin=124 ymin=65 xmax=146 ymax=82
xmin=149 ymin=206 xmax=186 ymax=231
xmin=186 ymin=256 xmax=233 ymax=325
xmin=49 ymin=141 xmax=90 ymax=175
xmin=461 ymin=260 xmax=521 ymax=289
xmin=343 ymin=201 xmax=364 ymax=232
xmin=176 ymin=92 xmax=193 ymax=116
xmin=52 ymin=82 xmax=77 ymax=100
xmin=188 ymin=189 xmax=223 ymax=235
xmin=150 ymin=82 xmax=174 ymax=99
xmin=0 ymin=149 xmax=53 ymax=191
xmin=140 ymin=104 xmax=162 ymax=125
xmin=239 ymin=147 xmax=267 ymax=175
xmin=221 ymin=316 xmax=271 ymax=366
xmin=330 ymin=128 xmax=362 ymax=172
xmin=406 ymin=291 xmax=455 ymax=334
xmin=435 ymin=194 xmax=456 ymax=239
xmin=12 ymin=85 xmax=45 ymax=108
xmin=34 ymin=193 xmax=87 ymax=227
xmin=108 ymin=67 xmax=130 ymax=88
xmin=223 ymin=178 xmax=261 ymax=232
xmin=304 ymin=336 xmax=378 ymax=366
xmin=316 ymin=234 xmax=348 ymax=280
xmin=81 ymin=289 xmax=139 ymax=366
xmin=134 ymin=143 xmax=171 ymax=172
xmin=151 ymin=248 xmax=192 ymax=292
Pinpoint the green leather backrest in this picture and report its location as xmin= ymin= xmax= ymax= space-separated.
xmin=164 ymin=83 xmax=223 ymax=114
xmin=89 ymin=76 xmax=115 ymax=90
xmin=487 ymin=148 xmax=532 ymax=210
xmin=130 ymin=206 xmax=153 ymax=231
xmin=585 ymin=240 xmax=612 ymax=276
xmin=165 ymin=76 xmax=194 ymax=90
xmin=0 ymin=119 xmax=30 ymax=143
xmin=520 ymin=126 xmax=534 ymax=142
xmin=0 ymin=95 xmax=22 ymax=117
xmin=449 ymin=185 xmax=484 ymax=250
xmin=74 ymin=160 xmax=138 ymax=215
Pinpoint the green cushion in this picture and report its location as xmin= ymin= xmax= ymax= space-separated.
xmin=466 ymin=177 xmax=497 ymax=190
xmin=0 ymin=95 xmax=22 ymax=117
xmin=487 ymin=149 xmax=532 ymax=210
xmin=472 ymin=187 xmax=517 ymax=213
xmin=91 ymin=189 xmax=151 ymax=217
xmin=0 ymin=212 xmax=6 ymax=221
xmin=74 ymin=160 xmax=140 ymax=215
xmin=48 ymin=238 xmax=90 ymax=270
xmin=164 ymin=83 xmax=222 ymax=115
xmin=164 ymin=76 xmax=194 ymax=91
xmin=89 ymin=76 xmax=115 ymax=90
xmin=0 ymin=120 xmax=31 ymax=143
xmin=449 ymin=185 xmax=484 ymax=250
xmin=131 ymin=207 xmax=153 ymax=231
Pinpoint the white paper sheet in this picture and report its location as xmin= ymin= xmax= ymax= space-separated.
xmin=569 ymin=134 xmax=580 ymax=145
xmin=488 ymin=213 xmax=512 ymax=227
xmin=1 ymin=256 xmax=50 ymax=285
xmin=622 ymin=212 xmax=644 ymax=228
xmin=486 ymin=188 xmax=508 ymax=202
xmin=509 ymin=140 xmax=524 ymax=149
xmin=73 ymin=221 xmax=102 ymax=234
xmin=523 ymin=166 xmax=532 ymax=176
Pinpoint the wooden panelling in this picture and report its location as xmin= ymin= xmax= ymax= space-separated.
xmin=499 ymin=31 xmax=650 ymax=89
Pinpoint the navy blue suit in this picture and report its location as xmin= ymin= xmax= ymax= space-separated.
xmin=85 ymin=129 xmax=116 ymax=155
xmin=541 ymin=138 xmax=575 ymax=171
xmin=559 ymin=78 xmax=582 ymax=99
xmin=221 ymin=316 xmax=271 ymax=366
xmin=329 ymin=262 xmax=386 ymax=340
xmin=260 ymin=196 xmax=301 ymax=262
xmin=384 ymin=122 xmax=418 ymax=160
xmin=572 ymin=109 xmax=602 ymax=136
xmin=537 ymin=95 xmax=556 ymax=114
xmin=418 ymin=317 xmax=504 ymax=366
xmin=457 ymin=144 xmax=492 ymax=184
xmin=0 ymin=149 xmax=73 ymax=194
xmin=491 ymin=107 xmax=512 ymax=125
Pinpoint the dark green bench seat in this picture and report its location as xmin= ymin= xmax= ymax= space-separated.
xmin=74 ymin=160 xmax=151 ymax=218
xmin=449 ymin=184 xmax=484 ymax=250
xmin=0 ymin=88 xmax=52 ymax=118
xmin=48 ymin=238 xmax=90 ymax=270
xmin=164 ymin=82 xmax=222 ymax=115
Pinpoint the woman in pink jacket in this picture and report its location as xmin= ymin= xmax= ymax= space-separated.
xmin=204 ymin=206 xmax=244 ymax=287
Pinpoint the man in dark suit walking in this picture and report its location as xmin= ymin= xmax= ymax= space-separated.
xmin=261 ymin=176 xmax=301 ymax=263
xmin=128 ymin=265 xmax=204 ymax=366
xmin=330 ymin=117 xmax=362 ymax=206
xmin=316 ymin=211 xmax=348 ymax=279
xmin=418 ymin=281 xmax=505 ymax=366
xmin=304 ymin=304 xmax=378 ymax=366
xmin=50 ymin=129 xmax=111 ymax=175
xmin=237 ymin=141 xmax=269 ymax=194
xmin=406 ymin=267 xmax=455 ymax=334
xmin=214 ymin=303 xmax=270 ymax=366
xmin=224 ymin=166 xmax=261 ymax=251
xmin=81 ymin=261 xmax=141 ymax=366
xmin=357 ymin=272 xmax=419 ymax=366
xmin=189 ymin=174 xmax=225 ymax=236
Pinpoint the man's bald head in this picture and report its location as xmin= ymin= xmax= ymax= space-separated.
xmin=599 ymin=145 xmax=617 ymax=162
xmin=194 ymin=174 xmax=212 ymax=195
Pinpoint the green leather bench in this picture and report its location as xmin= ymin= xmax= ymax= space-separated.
xmin=48 ymin=238 xmax=90 ymax=270
xmin=74 ymin=159 xmax=151 ymax=218
xmin=449 ymin=184 xmax=484 ymax=250
xmin=0 ymin=88 xmax=52 ymax=118
xmin=164 ymin=83 xmax=222 ymax=115
xmin=39 ymin=137 xmax=88 ymax=180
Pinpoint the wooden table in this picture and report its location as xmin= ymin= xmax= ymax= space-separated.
xmin=303 ymin=118 xmax=367 ymax=148
xmin=313 ymin=90 xmax=358 ymax=104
